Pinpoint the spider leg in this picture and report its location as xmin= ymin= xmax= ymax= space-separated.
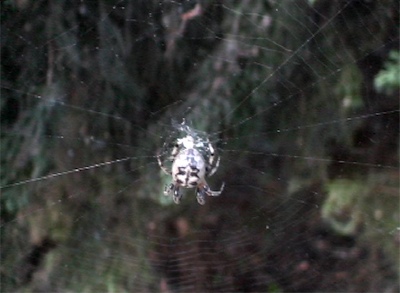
xmin=172 ymin=185 xmax=183 ymax=204
xmin=157 ymin=153 xmax=172 ymax=175
xmin=205 ymin=181 xmax=225 ymax=196
xmin=196 ymin=181 xmax=225 ymax=204
xmin=205 ymin=138 xmax=220 ymax=177
xmin=207 ymin=156 xmax=220 ymax=177
xmin=196 ymin=187 xmax=206 ymax=205
xmin=157 ymin=140 xmax=183 ymax=175
xmin=164 ymin=183 xmax=183 ymax=204
xmin=206 ymin=138 xmax=215 ymax=164
xmin=170 ymin=143 xmax=180 ymax=158
xmin=164 ymin=183 xmax=174 ymax=196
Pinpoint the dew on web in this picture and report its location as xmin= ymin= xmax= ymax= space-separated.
xmin=1 ymin=1 xmax=399 ymax=292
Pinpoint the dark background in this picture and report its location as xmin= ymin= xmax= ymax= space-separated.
xmin=1 ymin=0 xmax=399 ymax=292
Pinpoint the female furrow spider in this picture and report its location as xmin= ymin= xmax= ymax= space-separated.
xmin=157 ymin=131 xmax=224 ymax=205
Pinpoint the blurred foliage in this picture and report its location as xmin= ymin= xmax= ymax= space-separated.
xmin=374 ymin=50 xmax=400 ymax=95
xmin=323 ymin=172 xmax=400 ymax=275
xmin=322 ymin=179 xmax=365 ymax=235
xmin=1 ymin=0 xmax=399 ymax=292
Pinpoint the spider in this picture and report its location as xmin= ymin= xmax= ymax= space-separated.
xmin=157 ymin=133 xmax=224 ymax=205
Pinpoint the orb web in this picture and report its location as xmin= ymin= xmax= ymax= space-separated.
xmin=1 ymin=1 xmax=399 ymax=292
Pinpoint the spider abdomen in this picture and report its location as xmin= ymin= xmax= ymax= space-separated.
xmin=172 ymin=149 xmax=206 ymax=188
xmin=157 ymin=130 xmax=224 ymax=204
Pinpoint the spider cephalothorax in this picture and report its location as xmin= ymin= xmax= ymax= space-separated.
xmin=157 ymin=131 xmax=224 ymax=205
